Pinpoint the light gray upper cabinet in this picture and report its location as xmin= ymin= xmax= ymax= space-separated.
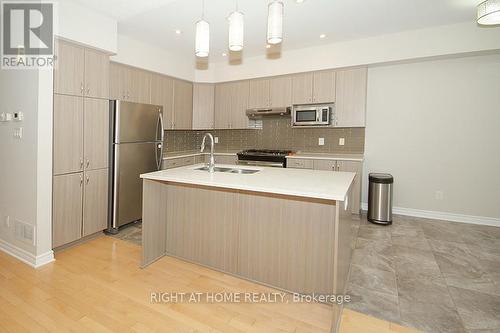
xmin=270 ymin=76 xmax=292 ymax=107
xmin=151 ymin=74 xmax=174 ymax=129
xmin=192 ymin=83 xmax=215 ymax=130
xmin=215 ymin=83 xmax=232 ymax=129
xmin=109 ymin=62 xmax=151 ymax=104
xmin=248 ymin=79 xmax=270 ymax=109
xmin=292 ymin=72 xmax=314 ymax=105
xmin=312 ymin=70 xmax=336 ymax=104
xmin=54 ymin=40 xmax=85 ymax=97
xmin=84 ymin=48 xmax=110 ymax=99
xmin=292 ymin=71 xmax=336 ymax=105
xmin=231 ymin=81 xmax=250 ymax=129
xmin=248 ymin=76 xmax=291 ymax=109
xmin=54 ymin=39 xmax=109 ymax=99
xmin=335 ymin=68 xmax=367 ymax=127
xmin=172 ymin=79 xmax=193 ymax=130
xmin=214 ymin=81 xmax=249 ymax=129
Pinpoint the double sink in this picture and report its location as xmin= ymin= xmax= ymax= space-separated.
xmin=195 ymin=166 xmax=260 ymax=175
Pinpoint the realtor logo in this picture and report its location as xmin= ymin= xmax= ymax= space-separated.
xmin=1 ymin=1 xmax=55 ymax=68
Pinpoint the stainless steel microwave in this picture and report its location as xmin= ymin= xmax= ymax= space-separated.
xmin=292 ymin=104 xmax=334 ymax=127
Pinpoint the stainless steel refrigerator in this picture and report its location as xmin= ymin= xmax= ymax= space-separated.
xmin=108 ymin=100 xmax=164 ymax=233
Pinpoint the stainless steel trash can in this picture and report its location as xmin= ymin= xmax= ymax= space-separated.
xmin=368 ymin=173 xmax=393 ymax=225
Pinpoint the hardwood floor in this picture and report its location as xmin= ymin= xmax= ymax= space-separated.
xmin=0 ymin=236 xmax=420 ymax=333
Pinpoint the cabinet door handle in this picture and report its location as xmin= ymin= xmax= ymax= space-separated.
xmin=86 ymin=159 xmax=90 ymax=168
xmin=86 ymin=85 xmax=90 ymax=95
xmin=80 ymin=159 xmax=84 ymax=169
xmin=80 ymin=175 xmax=83 ymax=186
xmin=86 ymin=176 xmax=90 ymax=184
xmin=80 ymin=83 xmax=84 ymax=94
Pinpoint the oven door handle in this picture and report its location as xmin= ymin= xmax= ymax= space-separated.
xmin=237 ymin=160 xmax=284 ymax=168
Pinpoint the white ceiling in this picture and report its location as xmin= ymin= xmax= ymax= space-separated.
xmin=74 ymin=0 xmax=480 ymax=61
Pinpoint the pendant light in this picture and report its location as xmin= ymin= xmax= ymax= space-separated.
xmin=477 ymin=0 xmax=500 ymax=25
xmin=267 ymin=0 xmax=284 ymax=44
xmin=228 ymin=1 xmax=244 ymax=51
xmin=195 ymin=0 xmax=209 ymax=57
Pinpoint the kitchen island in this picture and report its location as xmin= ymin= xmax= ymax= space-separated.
xmin=140 ymin=164 xmax=357 ymax=333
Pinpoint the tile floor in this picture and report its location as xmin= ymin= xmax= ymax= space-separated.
xmin=346 ymin=214 xmax=500 ymax=333
xmin=108 ymin=221 xmax=142 ymax=245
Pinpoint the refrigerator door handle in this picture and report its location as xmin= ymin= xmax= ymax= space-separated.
xmin=155 ymin=111 xmax=164 ymax=171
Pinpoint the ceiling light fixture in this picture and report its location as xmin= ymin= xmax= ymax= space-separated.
xmin=195 ymin=0 xmax=209 ymax=57
xmin=319 ymin=34 xmax=326 ymax=39
xmin=477 ymin=0 xmax=500 ymax=25
xmin=222 ymin=52 xmax=227 ymax=57
xmin=267 ymin=0 xmax=284 ymax=44
xmin=228 ymin=1 xmax=244 ymax=51
xmin=295 ymin=0 xmax=305 ymax=3
xmin=175 ymin=29 xmax=182 ymax=34
xmin=266 ymin=44 xmax=271 ymax=49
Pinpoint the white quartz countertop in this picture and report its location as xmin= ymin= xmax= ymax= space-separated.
xmin=141 ymin=164 xmax=355 ymax=201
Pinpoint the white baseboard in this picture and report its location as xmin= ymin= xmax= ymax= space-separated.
xmin=360 ymin=203 xmax=500 ymax=227
xmin=0 ymin=239 xmax=55 ymax=268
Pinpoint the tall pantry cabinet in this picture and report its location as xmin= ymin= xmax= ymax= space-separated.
xmin=52 ymin=39 xmax=110 ymax=249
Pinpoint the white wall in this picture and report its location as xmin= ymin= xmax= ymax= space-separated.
xmin=111 ymin=34 xmax=195 ymax=81
xmin=363 ymin=54 xmax=500 ymax=221
xmin=195 ymin=22 xmax=500 ymax=83
xmin=0 ymin=69 xmax=40 ymax=255
xmin=56 ymin=0 xmax=118 ymax=53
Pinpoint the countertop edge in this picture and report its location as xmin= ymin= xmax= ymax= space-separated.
xmin=141 ymin=176 xmax=348 ymax=202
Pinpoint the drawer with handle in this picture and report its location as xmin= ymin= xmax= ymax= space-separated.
xmin=287 ymin=158 xmax=314 ymax=169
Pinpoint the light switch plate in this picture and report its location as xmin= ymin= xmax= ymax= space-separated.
xmin=339 ymin=138 xmax=345 ymax=146
xmin=318 ymin=138 xmax=325 ymax=146
xmin=214 ymin=137 xmax=219 ymax=144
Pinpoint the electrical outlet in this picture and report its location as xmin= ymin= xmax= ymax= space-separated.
xmin=339 ymin=138 xmax=345 ymax=146
xmin=435 ymin=191 xmax=444 ymax=200
xmin=318 ymin=138 xmax=325 ymax=146
xmin=214 ymin=137 xmax=219 ymax=144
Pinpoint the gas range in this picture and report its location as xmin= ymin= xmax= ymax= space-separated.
xmin=237 ymin=149 xmax=294 ymax=168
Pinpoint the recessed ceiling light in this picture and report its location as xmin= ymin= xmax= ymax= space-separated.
xmin=266 ymin=44 xmax=271 ymax=49
xmin=175 ymin=29 xmax=182 ymax=35
xmin=319 ymin=34 xmax=326 ymax=39
xmin=222 ymin=52 xmax=227 ymax=57
xmin=295 ymin=0 xmax=305 ymax=3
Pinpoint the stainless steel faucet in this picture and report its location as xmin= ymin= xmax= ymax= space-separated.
xmin=200 ymin=133 xmax=215 ymax=173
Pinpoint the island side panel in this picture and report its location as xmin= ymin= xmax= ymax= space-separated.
xmin=161 ymin=182 xmax=337 ymax=295
xmin=142 ymin=179 xmax=168 ymax=267
xmin=331 ymin=187 xmax=358 ymax=333
xmin=165 ymin=183 xmax=239 ymax=273
xmin=238 ymin=191 xmax=336 ymax=295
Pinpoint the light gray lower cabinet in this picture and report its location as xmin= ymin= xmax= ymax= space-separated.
xmin=53 ymin=168 xmax=108 ymax=248
xmin=286 ymin=158 xmax=314 ymax=169
xmin=313 ymin=159 xmax=362 ymax=214
xmin=288 ymin=158 xmax=362 ymax=214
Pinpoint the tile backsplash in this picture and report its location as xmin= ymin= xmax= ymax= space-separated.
xmin=164 ymin=117 xmax=364 ymax=154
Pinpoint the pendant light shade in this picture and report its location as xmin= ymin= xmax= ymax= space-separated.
xmin=228 ymin=10 xmax=244 ymax=51
xmin=195 ymin=19 xmax=210 ymax=57
xmin=267 ymin=0 xmax=284 ymax=45
xmin=477 ymin=0 xmax=500 ymax=25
